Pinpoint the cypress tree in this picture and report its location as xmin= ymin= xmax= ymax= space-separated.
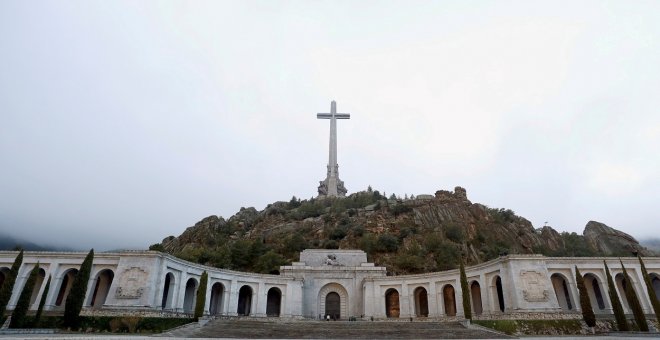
xmin=575 ymin=266 xmax=596 ymax=327
xmin=605 ymin=261 xmax=629 ymax=331
xmin=620 ymin=260 xmax=648 ymax=331
xmin=0 ymin=250 xmax=23 ymax=318
xmin=9 ymin=263 xmax=39 ymax=328
xmin=638 ymin=256 xmax=660 ymax=323
xmin=459 ymin=258 xmax=471 ymax=320
xmin=63 ymin=249 xmax=94 ymax=329
xmin=34 ymin=275 xmax=51 ymax=327
xmin=195 ymin=271 xmax=208 ymax=320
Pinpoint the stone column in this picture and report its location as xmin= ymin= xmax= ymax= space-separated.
xmin=227 ymin=279 xmax=239 ymax=316
xmin=44 ymin=263 xmax=61 ymax=311
xmin=428 ymin=282 xmax=439 ymax=317
xmin=176 ymin=272 xmax=188 ymax=313
xmin=255 ymin=282 xmax=266 ymax=317
xmin=204 ymin=279 xmax=213 ymax=316
xmin=400 ymin=284 xmax=411 ymax=318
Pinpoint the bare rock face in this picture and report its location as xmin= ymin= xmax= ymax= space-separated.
xmin=583 ymin=220 xmax=654 ymax=256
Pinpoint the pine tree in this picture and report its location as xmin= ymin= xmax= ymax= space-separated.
xmin=620 ymin=260 xmax=648 ymax=331
xmin=9 ymin=263 xmax=39 ymax=328
xmin=194 ymin=271 xmax=208 ymax=320
xmin=638 ymin=256 xmax=660 ymax=323
xmin=0 ymin=250 xmax=23 ymax=318
xmin=459 ymin=258 xmax=472 ymax=320
xmin=34 ymin=275 xmax=51 ymax=327
xmin=605 ymin=261 xmax=629 ymax=331
xmin=63 ymin=249 xmax=94 ymax=329
xmin=575 ymin=266 xmax=596 ymax=327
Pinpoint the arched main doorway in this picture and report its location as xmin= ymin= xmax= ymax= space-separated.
xmin=209 ymin=282 xmax=224 ymax=315
xmin=88 ymin=269 xmax=114 ymax=308
xmin=29 ymin=268 xmax=47 ymax=308
xmin=414 ymin=287 xmax=428 ymax=317
xmin=161 ymin=273 xmax=175 ymax=310
xmin=583 ymin=273 xmax=605 ymax=311
xmin=183 ymin=278 xmax=198 ymax=313
xmin=266 ymin=287 xmax=282 ymax=317
xmin=237 ymin=285 xmax=253 ymax=316
xmin=385 ymin=288 xmax=400 ymax=318
xmin=550 ymin=273 xmax=573 ymax=311
xmin=318 ymin=283 xmax=348 ymax=320
xmin=55 ymin=269 xmax=78 ymax=307
xmin=326 ymin=292 xmax=340 ymax=319
xmin=443 ymin=285 xmax=456 ymax=316
xmin=470 ymin=281 xmax=483 ymax=315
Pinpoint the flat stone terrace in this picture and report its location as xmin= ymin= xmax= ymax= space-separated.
xmin=158 ymin=318 xmax=512 ymax=339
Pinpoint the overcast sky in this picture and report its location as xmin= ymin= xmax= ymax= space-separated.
xmin=1 ymin=1 xmax=659 ymax=251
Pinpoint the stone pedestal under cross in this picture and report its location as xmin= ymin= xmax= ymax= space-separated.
xmin=317 ymin=100 xmax=350 ymax=198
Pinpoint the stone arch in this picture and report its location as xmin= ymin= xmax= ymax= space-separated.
xmin=209 ymin=282 xmax=225 ymax=315
xmin=470 ymin=281 xmax=483 ymax=315
xmin=318 ymin=283 xmax=348 ymax=320
xmin=615 ymin=273 xmax=632 ymax=311
xmin=88 ymin=269 xmax=114 ymax=308
xmin=29 ymin=268 xmax=47 ymax=308
xmin=266 ymin=287 xmax=282 ymax=317
xmin=550 ymin=273 xmax=573 ymax=311
xmin=583 ymin=273 xmax=606 ymax=311
xmin=442 ymin=284 xmax=457 ymax=316
xmin=650 ymin=273 xmax=660 ymax=300
xmin=237 ymin=285 xmax=253 ymax=316
xmin=385 ymin=288 xmax=400 ymax=318
xmin=183 ymin=277 xmax=198 ymax=313
xmin=55 ymin=268 xmax=78 ymax=307
xmin=161 ymin=272 xmax=175 ymax=310
xmin=492 ymin=275 xmax=505 ymax=312
xmin=413 ymin=286 xmax=428 ymax=317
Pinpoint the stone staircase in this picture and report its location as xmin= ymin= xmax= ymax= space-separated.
xmin=158 ymin=318 xmax=512 ymax=339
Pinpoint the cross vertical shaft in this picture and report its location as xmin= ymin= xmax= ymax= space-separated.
xmin=316 ymin=100 xmax=350 ymax=197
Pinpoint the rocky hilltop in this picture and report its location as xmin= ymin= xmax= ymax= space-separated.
xmin=152 ymin=187 xmax=653 ymax=275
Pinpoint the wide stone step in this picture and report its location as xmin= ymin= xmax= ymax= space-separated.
xmin=180 ymin=318 xmax=510 ymax=339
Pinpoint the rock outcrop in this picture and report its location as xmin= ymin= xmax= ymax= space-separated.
xmin=154 ymin=186 xmax=654 ymax=274
xmin=583 ymin=220 xmax=654 ymax=256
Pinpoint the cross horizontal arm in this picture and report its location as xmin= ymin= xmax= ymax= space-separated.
xmin=317 ymin=113 xmax=351 ymax=119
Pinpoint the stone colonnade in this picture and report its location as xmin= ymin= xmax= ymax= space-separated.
xmin=0 ymin=251 xmax=659 ymax=321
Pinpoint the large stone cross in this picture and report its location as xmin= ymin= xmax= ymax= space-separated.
xmin=317 ymin=100 xmax=350 ymax=197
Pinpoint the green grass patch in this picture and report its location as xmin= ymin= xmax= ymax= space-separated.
xmin=473 ymin=319 xmax=583 ymax=335
xmin=21 ymin=315 xmax=192 ymax=333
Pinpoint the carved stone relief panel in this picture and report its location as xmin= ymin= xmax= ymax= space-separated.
xmin=115 ymin=267 xmax=149 ymax=299
xmin=520 ymin=270 xmax=549 ymax=302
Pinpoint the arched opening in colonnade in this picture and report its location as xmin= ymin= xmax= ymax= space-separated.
xmin=0 ymin=267 xmax=10 ymax=288
xmin=209 ymin=282 xmax=224 ymax=315
xmin=266 ymin=287 xmax=282 ymax=317
xmin=651 ymin=273 xmax=660 ymax=300
xmin=414 ymin=287 xmax=429 ymax=317
xmin=443 ymin=285 xmax=456 ymax=316
xmin=550 ymin=273 xmax=573 ymax=311
xmin=385 ymin=288 xmax=400 ymax=318
xmin=55 ymin=269 xmax=78 ymax=307
xmin=493 ymin=276 xmax=505 ymax=312
xmin=88 ymin=269 xmax=114 ymax=308
xmin=615 ymin=273 xmax=633 ymax=311
xmin=470 ymin=281 xmax=483 ymax=315
xmin=583 ymin=273 xmax=605 ymax=311
xmin=237 ymin=285 xmax=253 ymax=316
xmin=29 ymin=268 xmax=47 ymax=308
xmin=183 ymin=278 xmax=198 ymax=313
xmin=161 ymin=272 xmax=175 ymax=310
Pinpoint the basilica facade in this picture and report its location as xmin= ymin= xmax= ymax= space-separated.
xmin=1 ymin=249 xmax=659 ymax=321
